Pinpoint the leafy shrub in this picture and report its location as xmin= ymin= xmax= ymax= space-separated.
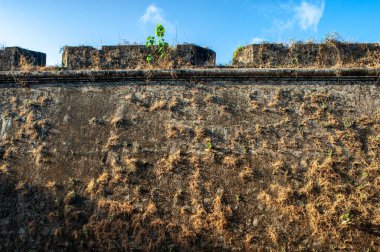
xmin=146 ymin=24 xmax=169 ymax=63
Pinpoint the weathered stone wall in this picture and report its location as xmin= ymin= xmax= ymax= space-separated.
xmin=0 ymin=70 xmax=379 ymax=251
xmin=1 ymin=43 xmax=380 ymax=71
xmin=62 ymin=44 xmax=216 ymax=70
xmin=0 ymin=47 xmax=46 ymax=71
xmin=233 ymin=42 xmax=380 ymax=68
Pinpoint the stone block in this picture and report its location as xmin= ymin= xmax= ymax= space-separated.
xmin=62 ymin=44 xmax=216 ymax=70
xmin=0 ymin=47 xmax=46 ymax=71
xmin=62 ymin=46 xmax=100 ymax=70
xmin=233 ymin=42 xmax=380 ymax=68
xmin=101 ymin=45 xmax=147 ymax=69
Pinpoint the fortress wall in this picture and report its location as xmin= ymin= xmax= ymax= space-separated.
xmin=0 ymin=69 xmax=379 ymax=250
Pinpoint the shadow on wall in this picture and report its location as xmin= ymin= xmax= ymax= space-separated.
xmin=0 ymin=166 xmax=201 ymax=251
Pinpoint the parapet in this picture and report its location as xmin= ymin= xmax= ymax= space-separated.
xmin=233 ymin=42 xmax=380 ymax=68
xmin=0 ymin=47 xmax=46 ymax=71
xmin=2 ymin=42 xmax=380 ymax=71
xmin=62 ymin=44 xmax=216 ymax=70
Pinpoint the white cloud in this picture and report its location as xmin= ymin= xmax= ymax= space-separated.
xmin=140 ymin=4 xmax=165 ymax=24
xmin=294 ymin=0 xmax=325 ymax=31
xmin=268 ymin=0 xmax=325 ymax=34
xmin=139 ymin=4 xmax=175 ymax=36
xmin=251 ymin=37 xmax=265 ymax=44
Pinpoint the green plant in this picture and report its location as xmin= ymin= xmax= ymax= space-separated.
xmin=341 ymin=207 xmax=353 ymax=224
xmin=233 ymin=46 xmax=244 ymax=60
xmin=145 ymin=24 xmax=169 ymax=63
xmin=206 ymin=141 xmax=213 ymax=151
xmin=146 ymin=36 xmax=156 ymax=47
xmin=145 ymin=54 xmax=154 ymax=64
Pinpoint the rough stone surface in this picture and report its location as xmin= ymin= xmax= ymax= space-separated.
xmin=62 ymin=44 xmax=216 ymax=70
xmin=61 ymin=46 xmax=99 ymax=70
xmin=0 ymin=47 xmax=46 ymax=71
xmin=0 ymin=74 xmax=379 ymax=250
xmin=233 ymin=42 xmax=380 ymax=68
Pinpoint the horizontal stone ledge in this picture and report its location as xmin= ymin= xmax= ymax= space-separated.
xmin=0 ymin=68 xmax=379 ymax=86
xmin=233 ymin=42 xmax=380 ymax=68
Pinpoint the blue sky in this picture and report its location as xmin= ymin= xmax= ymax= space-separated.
xmin=0 ymin=0 xmax=379 ymax=65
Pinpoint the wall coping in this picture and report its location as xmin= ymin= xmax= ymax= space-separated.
xmin=0 ymin=68 xmax=379 ymax=86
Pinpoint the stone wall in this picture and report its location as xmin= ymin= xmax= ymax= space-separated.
xmin=233 ymin=42 xmax=380 ymax=68
xmin=0 ymin=47 xmax=46 ymax=71
xmin=1 ymin=43 xmax=380 ymax=71
xmin=0 ymin=70 xmax=379 ymax=250
xmin=62 ymin=44 xmax=216 ymax=70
